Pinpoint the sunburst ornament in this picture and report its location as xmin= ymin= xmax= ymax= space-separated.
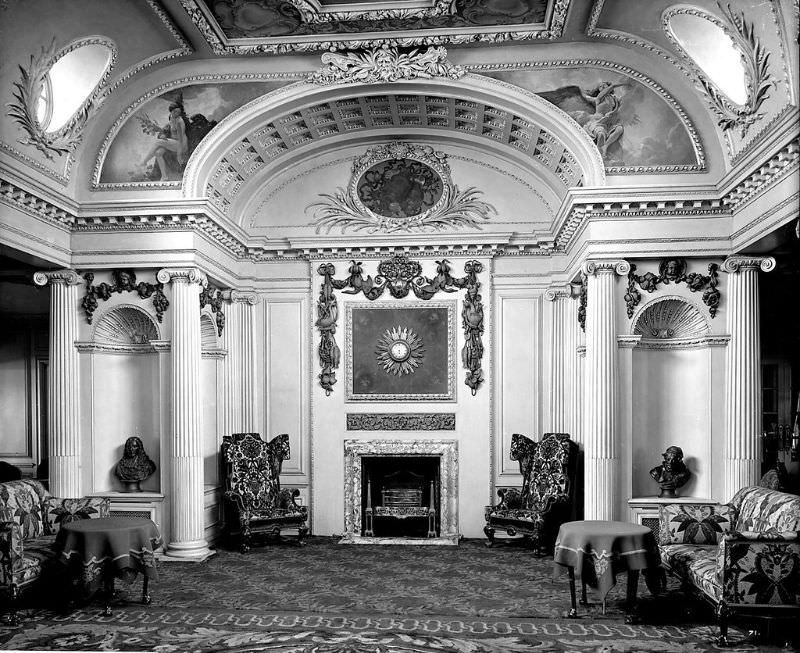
xmin=375 ymin=326 xmax=425 ymax=376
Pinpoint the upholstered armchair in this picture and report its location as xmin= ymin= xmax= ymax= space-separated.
xmin=484 ymin=432 xmax=578 ymax=554
xmin=221 ymin=433 xmax=308 ymax=553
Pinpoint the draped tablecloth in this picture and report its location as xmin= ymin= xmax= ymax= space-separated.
xmin=54 ymin=516 xmax=162 ymax=595
xmin=553 ymin=520 xmax=662 ymax=599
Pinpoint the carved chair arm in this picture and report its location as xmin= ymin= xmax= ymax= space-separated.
xmin=0 ymin=521 xmax=23 ymax=585
xmin=278 ymin=487 xmax=304 ymax=511
xmin=223 ymin=490 xmax=247 ymax=513
xmin=717 ymin=532 xmax=800 ymax=605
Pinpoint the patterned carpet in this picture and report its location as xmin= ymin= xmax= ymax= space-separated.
xmin=1 ymin=537 xmax=797 ymax=652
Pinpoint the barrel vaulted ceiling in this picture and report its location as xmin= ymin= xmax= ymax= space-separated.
xmin=0 ymin=0 xmax=797 ymax=259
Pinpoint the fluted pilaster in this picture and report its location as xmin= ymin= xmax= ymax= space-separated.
xmin=157 ymin=268 xmax=213 ymax=560
xmin=568 ymin=283 xmax=584 ymax=445
xmin=545 ymin=286 xmax=572 ymax=433
xmin=220 ymin=291 xmax=260 ymax=435
xmin=722 ymin=256 xmax=775 ymax=499
xmin=582 ymin=259 xmax=629 ymax=520
xmin=33 ymin=270 xmax=82 ymax=497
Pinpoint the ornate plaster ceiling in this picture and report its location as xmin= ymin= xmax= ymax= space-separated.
xmin=180 ymin=0 xmax=568 ymax=53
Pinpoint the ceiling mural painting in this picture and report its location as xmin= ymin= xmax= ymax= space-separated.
xmin=482 ymin=67 xmax=699 ymax=171
xmin=180 ymin=0 xmax=567 ymax=53
xmin=99 ymin=81 xmax=290 ymax=184
xmin=308 ymin=142 xmax=496 ymax=234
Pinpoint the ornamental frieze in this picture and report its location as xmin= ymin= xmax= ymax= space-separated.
xmin=346 ymin=413 xmax=456 ymax=431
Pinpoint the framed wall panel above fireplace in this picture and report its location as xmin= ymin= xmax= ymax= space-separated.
xmin=345 ymin=301 xmax=456 ymax=402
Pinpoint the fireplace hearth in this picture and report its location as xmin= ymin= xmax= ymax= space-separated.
xmin=341 ymin=439 xmax=459 ymax=545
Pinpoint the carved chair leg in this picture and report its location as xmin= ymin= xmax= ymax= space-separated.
xmin=240 ymin=525 xmax=252 ymax=553
xmin=297 ymin=525 xmax=309 ymax=546
xmin=141 ymin=576 xmax=151 ymax=605
xmin=715 ymin=602 xmax=731 ymax=647
xmin=483 ymin=525 xmax=495 ymax=547
xmin=3 ymin=584 xmax=20 ymax=626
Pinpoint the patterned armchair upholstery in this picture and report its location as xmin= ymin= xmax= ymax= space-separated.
xmin=221 ymin=433 xmax=308 ymax=552
xmin=659 ymin=486 xmax=800 ymax=645
xmin=1 ymin=479 xmax=110 ymax=624
xmin=484 ymin=433 xmax=578 ymax=554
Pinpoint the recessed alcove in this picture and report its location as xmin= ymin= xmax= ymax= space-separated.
xmin=628 ymin=296 xmax=718 ymax=500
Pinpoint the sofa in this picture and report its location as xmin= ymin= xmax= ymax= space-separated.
xmin=0 ymin=479 xmax=110 ymax=624
xmin=658 ymin=486 xmax=800 ymax=645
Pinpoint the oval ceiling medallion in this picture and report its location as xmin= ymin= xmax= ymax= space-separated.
xmin=633 ymin=298 xmax=708 ymax=340
xmin=357 ymin=159 xmax=444 ymax=219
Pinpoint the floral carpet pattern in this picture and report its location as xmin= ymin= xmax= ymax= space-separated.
xmin=1 ymin=538 xmax=797 ymax=652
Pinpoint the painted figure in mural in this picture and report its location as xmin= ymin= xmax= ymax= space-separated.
xmin=650 ymin=445 xmax=692 ymax=497
xmin=115 ymin=436 xmax=157 ymax=492
xmin=139 ymin=102 xmax=189 ymax=181
xmin=577 ymin=82 xmax=626 ymax=157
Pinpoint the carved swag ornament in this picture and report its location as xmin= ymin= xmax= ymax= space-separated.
xmin=624 ymin=259 xmax=720 ymax=319
xmin=81 ymin=270 xmax=169 ymax=324
xmin=316 ymin=255 xmax=484 ymax=396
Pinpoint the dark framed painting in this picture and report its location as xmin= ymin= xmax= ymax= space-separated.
xmin=345 ymin=302 xmax=456 ymax=402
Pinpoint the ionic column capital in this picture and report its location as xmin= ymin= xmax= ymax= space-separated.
xmin=581 ymin=259 xmax=631 ymax=276
xmin=544 ymin=285 xmax=573 ymax=301
xmin=221 ymin=290 xmax=260 ymax=305
xmin=156 ymin=268 xmax=208 ymax=286
xmin=33 ymin=269 xmax=81 ymax=287
xmin=722 ymin=256 xmax=776 ymax=274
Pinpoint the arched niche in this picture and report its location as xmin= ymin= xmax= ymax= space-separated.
xmin=93 ymin=304 xmax=160 ymax=346
xmin=88 ymin=304 xmax=162 ymax=493
xmin=630 ymin=296 xmax=714 ymax=500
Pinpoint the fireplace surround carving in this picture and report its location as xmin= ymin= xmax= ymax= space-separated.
xmin=342 ymin=439 xmax=458 ymax=545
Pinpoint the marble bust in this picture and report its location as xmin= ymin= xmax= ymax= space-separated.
xmin=115 ymin=436 xmax=157 ymax=492
xmin=649 ymin=445 xmax=692 ymax=498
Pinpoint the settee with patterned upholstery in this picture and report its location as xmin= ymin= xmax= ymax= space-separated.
xmin=221 ymin=433 xmax=308 ymax=552
xmin=484 ymin=432 xmax=579 ymax=555
xmin=0 ymin=478 xmax=110 ymax=624
xmin=658 ymin=486 xmax=800 ymax=645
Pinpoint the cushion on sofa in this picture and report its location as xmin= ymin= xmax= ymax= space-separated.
xmin=0 ymin=480 xmax=47 ymax=539
xmin=43 ymin=496 xmax=110 ymax=535
xmin=660 ymin=543 xmax=721 ymax=601
xmin=659 ymin=503 xmax=736 ymax=545
xmin=729 ymin=486 xmax=800 ymax=533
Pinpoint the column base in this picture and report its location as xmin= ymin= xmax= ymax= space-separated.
xmin=161 ymin=540 xmax=216 ymax=562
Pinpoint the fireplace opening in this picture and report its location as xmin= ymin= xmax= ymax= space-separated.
xmin=361 ymin=456 xmax=440 ymax=538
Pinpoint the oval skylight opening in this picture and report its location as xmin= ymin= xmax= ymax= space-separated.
xmin=667 ymin=12 xmax=749 ymax=105
xmin=37 ymin=42 xmax=112 ymax=133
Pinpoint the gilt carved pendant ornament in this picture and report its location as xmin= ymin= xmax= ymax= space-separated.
xmin=624 ymin=259 xmax=720 ymax=319
xmin=309 ymin=142 xmax=495 ymax=234
xmin=315 ymin=256 xmax=484 ymax=396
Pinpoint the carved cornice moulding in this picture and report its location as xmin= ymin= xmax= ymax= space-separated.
xmin=722 ymin=256 xmax=776 ymax=273
xmin=75 ymin=341 xmax=162 ymax=354
xmin=616 ymin=333 xmax=730 ymax=350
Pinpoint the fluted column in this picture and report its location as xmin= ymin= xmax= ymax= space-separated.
xmin=722 ymin=256 xmax=775 ymax=499
xmin=545 ymin=286 xmax=572 ymax=433
xmin=157 ymin=268 xmax=213 ymax=560
xmin=582 ymin=259 xmax=629 ymax=520
xmin=33 ymin=270 xmax=82 ymax=497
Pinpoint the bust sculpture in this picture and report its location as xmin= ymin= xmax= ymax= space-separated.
xmin=114 ymin=436 xmax=156 ymax=492
xmin=649 ymin=445 xmax=691 ymax=498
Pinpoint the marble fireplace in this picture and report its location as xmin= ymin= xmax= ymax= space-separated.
xmin=341 ymin=439 xmax=459 ymax=545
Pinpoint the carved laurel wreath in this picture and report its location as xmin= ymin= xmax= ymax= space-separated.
xmin=663 ymin=3 xmax=774 ymax=138
xmin=309 ymin=142 xmax=495 ymax=234
xmin=7 ymin=37 xmax=114 ymax=160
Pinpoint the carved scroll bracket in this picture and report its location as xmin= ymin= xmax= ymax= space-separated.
xmin=624 ymin=258 xmax=721 ymax=320
xmin=315 ymin=255 xmax=484 ymax=396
